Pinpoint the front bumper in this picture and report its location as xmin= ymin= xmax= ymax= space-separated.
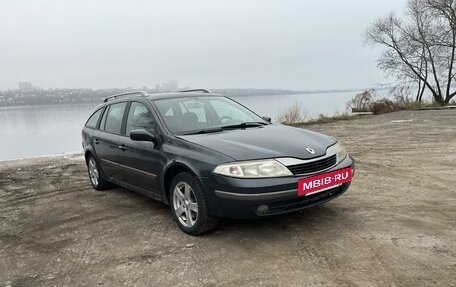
xmin=202 ymin=155 xmax=354 ymax=218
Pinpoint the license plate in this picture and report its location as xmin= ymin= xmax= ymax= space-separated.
xmin=297 ymin=167 xmax=352 ymax=196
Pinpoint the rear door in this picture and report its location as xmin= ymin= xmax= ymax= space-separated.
xmin=92 ymin=102 xmax=128 ymax=180
xmin=116 ymin=101 xmax=163 ymax=194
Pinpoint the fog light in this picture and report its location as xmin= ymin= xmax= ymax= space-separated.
xmin=257 ymin=204 xmax=269 ymax=214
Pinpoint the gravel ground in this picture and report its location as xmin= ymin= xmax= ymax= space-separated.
xmin=0 ymin=109 xmax=455 ymax=287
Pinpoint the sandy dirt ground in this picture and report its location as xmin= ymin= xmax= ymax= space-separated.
xmin=0 ymin=109 xmax=455 ymax=287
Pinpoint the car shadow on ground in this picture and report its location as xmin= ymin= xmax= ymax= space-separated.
xmin=107 ymin=185 xmax=347 ymax=239
xmin=217 ymin=204 xmax=343 ymax=231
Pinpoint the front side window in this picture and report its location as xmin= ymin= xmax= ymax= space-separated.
xmin=125 ymin=102 xmax=155 ymax=135
xmin=103 ymin=102 xmax=127 ymax=134
xmin=85 ymin=108 xmax=103 ymax=129
xmin=153 ymin=96 xmax=265 ymax=134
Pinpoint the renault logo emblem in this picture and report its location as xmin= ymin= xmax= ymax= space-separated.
xmin=306 ymin=147 xmax=315 ymax=154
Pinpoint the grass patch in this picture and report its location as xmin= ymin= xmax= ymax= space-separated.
xmin=405 ymin=100 xmax=455 ymax=110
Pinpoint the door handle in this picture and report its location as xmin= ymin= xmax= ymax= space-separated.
xmin=118 ymin=144 xmax=127 ymax=151
xmin=94 ymin=139 xmax=100 ymax=144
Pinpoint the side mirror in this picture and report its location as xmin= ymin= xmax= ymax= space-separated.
xmin=130 ymin=129 xmax=156 ymax=142
xmin=262 ymin=116 xmax=272 ymax=123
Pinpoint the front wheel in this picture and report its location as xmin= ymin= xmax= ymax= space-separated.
xmin=170 ymin=172 xmax=218 ymax=235
xmin=86 ymin=155 xmax=111 ymax=190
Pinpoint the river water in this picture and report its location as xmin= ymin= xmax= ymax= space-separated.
xmin=0 ymin=91 xmax=356 ymax=161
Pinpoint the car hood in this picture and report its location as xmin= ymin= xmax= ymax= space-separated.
xmin=177 ymin=124 xmax=337 ymax=161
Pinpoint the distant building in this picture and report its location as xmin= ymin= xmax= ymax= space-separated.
xmin=18 ymin=82 xmax=33 ymax=91
xmin=157 ymin=80 xmax=178 ymax=92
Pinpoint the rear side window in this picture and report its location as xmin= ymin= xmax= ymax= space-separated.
xmin=99 ymin=107 xmax=108 ymax=130
xmin=85 ymin=108 xmax=103 ymax=129
xmin=103 ymin=102 xmax=127 ymax=134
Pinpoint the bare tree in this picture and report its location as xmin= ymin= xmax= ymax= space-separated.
xmin=276 ymin=101 xmax=306 ymax=124
xmin=346 ymin=89 xmax=377 ymax=112
xmin=390 ymin=84 xmax=413 ymax=105
xmin=365 ymin=0 xmax=456 ymax=105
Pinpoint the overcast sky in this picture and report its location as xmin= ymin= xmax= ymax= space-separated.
xmin=0 ymin=0 xmax=408 ymax=90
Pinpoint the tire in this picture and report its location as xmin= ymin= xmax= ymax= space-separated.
xmin=169 ymin=172 xmax=218 ymax=235
xmin=86 ymin=154 xmax=111 ymax=191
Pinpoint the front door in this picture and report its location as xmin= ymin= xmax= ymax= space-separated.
xmin=116 ymin=101 xmax=162 ymax=194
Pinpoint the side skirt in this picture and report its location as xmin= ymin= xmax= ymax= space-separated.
xmin=109 ymin=177 xmax=166 ymax=204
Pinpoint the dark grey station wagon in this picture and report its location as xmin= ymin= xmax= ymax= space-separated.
xmin=82 ymin=89 xmax=354 ymax=235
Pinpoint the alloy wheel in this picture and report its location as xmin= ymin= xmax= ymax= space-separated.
xmin=88 ymin=157 xmax=99 ymax=187
xmin=173 ymin=182 xmax=198 ymax=228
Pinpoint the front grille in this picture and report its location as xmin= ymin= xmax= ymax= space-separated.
xmin=286 ymin=154 xmax=337 ymax=175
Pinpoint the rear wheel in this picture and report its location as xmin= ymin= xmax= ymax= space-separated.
xmin=86 ymin=155 xmax=110 ymax=190
xmin=170 ymin=172 xmax=218 ymax=235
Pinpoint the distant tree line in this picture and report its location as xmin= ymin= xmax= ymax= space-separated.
xmin=0 ymin=88 xmax=136 ymax=107
xmin=0 ymin=88 xmax=302 ymax=107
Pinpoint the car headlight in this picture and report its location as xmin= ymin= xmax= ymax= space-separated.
xmin=213 ymin=159 xmax=293 ymax=178
xmin=334 ymin=141 xmax=347 ymax=164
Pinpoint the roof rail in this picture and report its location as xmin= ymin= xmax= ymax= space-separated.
xmin=103 ymin=91 xmax=147 ymax=103
xmin=178 ymin=89 xmax=211 ymax=93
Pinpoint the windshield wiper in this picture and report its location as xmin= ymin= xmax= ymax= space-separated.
xmin=180 ymin=122 xmax=268 ymax=135
xmin=180 ymin=127 xmax=223 ymax=135
xmin=220 ymin=122 xmax=268 ymax=129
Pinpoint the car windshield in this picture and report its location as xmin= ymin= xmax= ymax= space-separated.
xmin=152 ymin=96 xmax=268 ymax=135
